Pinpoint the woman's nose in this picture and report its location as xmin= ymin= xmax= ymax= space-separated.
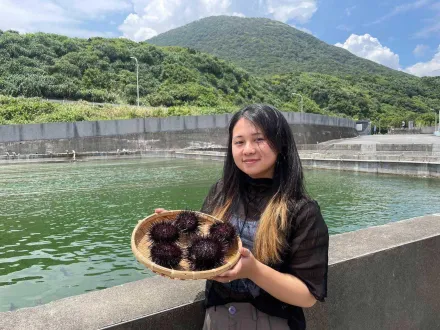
xmin=244 ymin=142 xmax=256 ymax=155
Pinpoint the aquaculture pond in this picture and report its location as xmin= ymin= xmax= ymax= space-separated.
xmin=1 ymin=158 xmax=439 ymax=311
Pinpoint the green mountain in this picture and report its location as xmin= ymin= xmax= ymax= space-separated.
xmin=148 ymin=16 xmax=407 ymax=78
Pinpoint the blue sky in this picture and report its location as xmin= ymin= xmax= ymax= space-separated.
xmin=0 ymin=0 xmax=439 ymax=76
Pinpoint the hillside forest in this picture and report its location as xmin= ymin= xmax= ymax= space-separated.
xmin=0 ymin=29 xmax=439 ymax=130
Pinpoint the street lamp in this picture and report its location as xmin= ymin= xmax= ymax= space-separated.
xmin=437 ymin=109 xmax=440 ymax=134
xmin=130 ymin=56 xmax=139 ymax=107
xmin=292 ymin=92 xmax=303 ymax=113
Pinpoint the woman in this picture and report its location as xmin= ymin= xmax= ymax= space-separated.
xmin=157 ymin=104 xmax=329 ymax=329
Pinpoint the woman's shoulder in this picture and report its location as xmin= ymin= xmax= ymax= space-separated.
xmin=288 ymin=198 xmax=327 ymax=231
xmin=287 ymin=196 xmax=315 ymax=216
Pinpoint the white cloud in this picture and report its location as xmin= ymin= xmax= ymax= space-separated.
xmin=336 ymin=24 xmax=352 ymax=31
xmin=335 ymin=34 xmax=401 ymax=70
xmin=231 ymin=12 xmax=246 ymax=17
xmin=119 ymin=0 xmax=318 ymax=41
xmin=0 ymin=0 xmax=72 ymax=32
xmin=405 ymin=46 xmax=440 ymax=76
xmin=413 ymin=44 xmax=430 ymax=56
xmin=0 ymin=0 xmax=128 ymax=37
xmin=414 ymin=21 xmax=440 ymax=38
xmin=345 ymin=5 xmax=356 ymax=17
xmin=119 ymin=14 xmax=159 ymax=41
xmin=413 ymin=2 xmax=440 ymax=37
xmin=367 ymin=0 xmax=431 ymax=25
xmin=119 ymin=0 xmax=231 ymax=41
xmin=334 ymin=34 xmax=439 ymax=77
xmin=266 ymin=0 xmax=317 ymax=24
xmin=0 ymin=0 xmax=318 ymax=41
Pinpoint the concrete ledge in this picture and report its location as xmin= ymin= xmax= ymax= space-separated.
xmin=2 ymin=215 xmax=439 ymax=330
xmin=0 ymin=112 xmax=356 ymax=144
xmin=0 ymin=125 xmax=357 ymax=155
xmin=298 ymin=143 xmax=440 ymax=155
xmin=301 ymin=158 xmax=440 ymax=178
xmin=0 ymin=276 xmax=206 ymax=330
xmin=0 ymin=112 xmax=359 ymax=156
xmin=0 ymin=150 xmax=226 ymax=165
xmin=307 ymin=214 xmax=440 ymax=330
xmin=2 ymin=151 xmax=439 ymax=179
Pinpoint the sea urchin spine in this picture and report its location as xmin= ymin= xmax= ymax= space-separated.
xmin=174 ymin=210 xmax=200 ymax=234
xmin=149 ymin=221 xmax=179 ymax=243
xmin=150 ymin=242 xmax=183 ymax=268
xmin=187 ymin=236 xmax=226 ymax=271
xmin=209 ymin=222 xmax=237 ymax=246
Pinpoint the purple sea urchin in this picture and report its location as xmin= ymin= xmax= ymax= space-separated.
xmin=149 ymin=221 xmax=179 ymax=243
xmin=174 ymin=211 xmax=200 ymax=234
xmin=209 ymin=222 xmax=237 ymax=246
xmin=187 ymin=236 xmax=226 ymax=271
xmin=150 ymin=242 xmax=183 ymax=268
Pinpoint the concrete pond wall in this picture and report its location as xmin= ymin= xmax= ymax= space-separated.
xmin=1 ymin=214 xmax=439 ymax=330
xmin=301 ymin=158 xmax=440 ymax=178
xmin=0 ymin=112 xmax=357 ymax=155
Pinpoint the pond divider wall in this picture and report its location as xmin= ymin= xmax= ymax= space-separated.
xmin=0 ymin=112 xmax=357 ymax=155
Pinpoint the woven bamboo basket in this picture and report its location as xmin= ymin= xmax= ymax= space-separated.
xmin=131 ymin=210 xmax=242 ymax=280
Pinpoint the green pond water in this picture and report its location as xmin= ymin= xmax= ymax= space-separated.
xmin=1 ymin=158 xmax=439 ymax=312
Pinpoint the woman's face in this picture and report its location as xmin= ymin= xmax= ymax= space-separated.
xmin=231 ymin=118 xmax=278 ymax=179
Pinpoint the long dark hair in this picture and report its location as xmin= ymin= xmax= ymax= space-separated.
xmin=212 ymin=104 xmax=308 ymax=264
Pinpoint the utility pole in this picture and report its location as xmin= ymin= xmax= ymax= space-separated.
xmin=292 ymin=93 xmax=303 ymax=113
xmin=130 ymin=56 xmax=139 ymax=107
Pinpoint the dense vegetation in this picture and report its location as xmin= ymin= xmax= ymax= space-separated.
xmin=0 ymin=96 xmax=240 ymax=125
xmin=269 ymin=72 xmax=440 ymax=129
xmin=0 ymin=20 xmax=439 ymax=129
xmin=0 ymin=30 xmax=274 ymax=108
xmin=149 ymin=16 xmax=408 ymax=78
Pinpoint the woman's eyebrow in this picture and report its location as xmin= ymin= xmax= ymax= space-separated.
xmin=233 ymin=133 xmax=263 ymax=138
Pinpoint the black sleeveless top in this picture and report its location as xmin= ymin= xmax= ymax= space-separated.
xmin=200 ymin=177 xmax=329 ymax=330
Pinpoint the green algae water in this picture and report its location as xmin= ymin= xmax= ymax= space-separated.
xmin=1 ymin=158 xmax=439 ymax=311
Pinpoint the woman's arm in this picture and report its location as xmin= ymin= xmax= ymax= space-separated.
xmin=213 ymin=201 xmax=328 ymax=308
xmin=251 ymin=256 xmax=317 ymax=307
xmin=212 ymin=247 xmax=317 ymax=308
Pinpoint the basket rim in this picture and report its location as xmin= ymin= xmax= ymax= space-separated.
xmin=131 ymin=210 xmax=242 ymax=279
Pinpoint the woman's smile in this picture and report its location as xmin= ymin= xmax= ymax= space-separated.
xmin=243 ymin=158 xmax=259 ymax=164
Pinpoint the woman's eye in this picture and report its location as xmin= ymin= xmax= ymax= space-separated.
xmin=256 ymin=138 xmax=265 ymax=143
xmin=234 ymin=141 xmax=243 ymax=145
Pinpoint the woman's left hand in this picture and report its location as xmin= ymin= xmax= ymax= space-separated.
xmin=211 ymin=247 xmax=258 ymax=283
